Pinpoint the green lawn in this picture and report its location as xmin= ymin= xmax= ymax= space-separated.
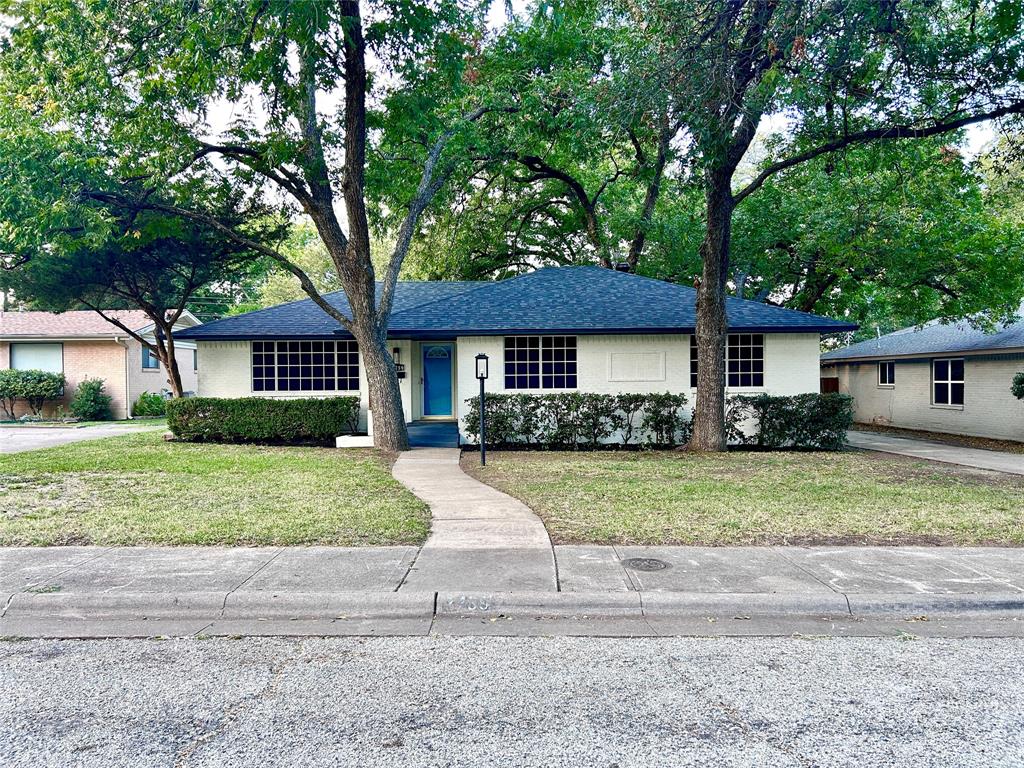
xmin=463 ymin=450 xmax=1024 ymax=546
xmin=0 ymin=432 xmax=429 ymax=546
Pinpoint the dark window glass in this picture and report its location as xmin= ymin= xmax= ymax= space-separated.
xmin=932 ymin=358 xmax=964 ymax=406
xmin=142 ymin=347 xmax=160 ymax=370
xmin=690 ymin=334 xmax=764 ymax=388
xmin=879 ymin=361 xmax=895 ymax=386
xmin=251 ymin=340 xmax=359 ymax=393
xmin=504 ymin=336 xmax=577 ymax=389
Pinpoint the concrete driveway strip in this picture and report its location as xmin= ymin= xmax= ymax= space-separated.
xmin=0 ymin=423 xmax=163 ymax=454
xmin=392 ymin=448 xmax=557 ymax=592
xmin=847 ymin=430 xmax=1024 ymax=475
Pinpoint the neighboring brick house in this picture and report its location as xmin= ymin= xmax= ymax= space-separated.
xmin=0 ymin=310 xmax=200 ymax=420
xmin=820 ymin=307 xmax=1024 ymax=442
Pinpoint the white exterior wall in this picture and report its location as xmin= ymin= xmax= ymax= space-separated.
xmin=197 ymin=333 xmax=824 ymax=438
xmin=456 ymin=332 xmax=822 ymax=438
xmin=196 ymin=339 xmax=417 ymax=433
xmin=828 ymin=355 xmax=1024 ymax=442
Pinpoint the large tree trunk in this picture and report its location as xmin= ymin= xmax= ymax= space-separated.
xmin=154 ymin=321 xmax=184 ymax=398
xmin=356 ymin=325 xmax=409 ymax=452
xmin=687 ymin=171 xmax=733 ymax=452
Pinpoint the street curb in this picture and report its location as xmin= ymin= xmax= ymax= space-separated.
xmin=2 ymin=591 xmax=1022 ymax=636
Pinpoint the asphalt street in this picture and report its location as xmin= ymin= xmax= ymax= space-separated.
xmin=2 ymin=636 xmax=1022 ymax=767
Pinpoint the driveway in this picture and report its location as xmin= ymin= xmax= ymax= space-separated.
xmin=0 ymin=424 xmax=162 ymax=454
xmin=848 ymin=430 xmax=1024 ymax=475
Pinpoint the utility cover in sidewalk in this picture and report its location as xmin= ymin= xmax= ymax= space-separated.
xmin=622 ymin=557 xmax=669 ymax=572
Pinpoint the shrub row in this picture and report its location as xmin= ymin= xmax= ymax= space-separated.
xmin=729 ymin=393 xmax=854 ymax=451
xmin=463 ymin=392 xmax=691 ymax=448
xmin=464 ymin=391 xmax=854 ymax=451
xmin=166 ymin=396 xmax=360 ymax=445
xmin=133 ymin=391 xmax=168 ymax=417
xmin=0 ymin=369 xmax=66 ymax=418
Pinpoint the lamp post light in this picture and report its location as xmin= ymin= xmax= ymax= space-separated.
xmin=475 ymin=353 xmax=489 ymax=466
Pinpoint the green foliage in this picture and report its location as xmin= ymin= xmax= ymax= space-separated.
xmin=464 ymin=391 xmax=852 ymax=450
xmin=1012 ymin=371 xmax=1024 ymax=400
xmin=0 ymin=369 xmax=21 ymax=419
xmin=729 ymin=394 xmax=855 ymax=451
xmin=167 ymin=397 xmax=360 ymax=445
xmin=7 ymin=370 xmax=66 ymax=416
xmin=463 ymin=392 xmax=689 ymax=448
xmin=132 ymin=391 xmax=167 ymax=418
xmin=69 ymin=378 xmax=112 ymax=421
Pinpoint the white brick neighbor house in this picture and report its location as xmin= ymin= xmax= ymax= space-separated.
xmin=820 ymin=308 xmax=1024 ymax=442
xmin=176 ymin=267 xmax=856 ymax=440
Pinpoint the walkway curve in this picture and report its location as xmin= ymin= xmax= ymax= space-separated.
xmin=392 ymin=448 xmax=557 ymax=592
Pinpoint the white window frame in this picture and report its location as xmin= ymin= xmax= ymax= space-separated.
xmin=10 ymin=342 xmax=63 ymax=373
xmin=251 ymin=339 xmax=360 ymax=393
xmin=932 ymin=358 xmax=964 ymax=408
xmin=877 ymin=360 xmax=895 ymax=387
xmin=690 ymin=334 xmax=765 ymax=389
xmin=503 ymin=335 xmax=578 ymax=390
xmin=141 ymin=346 xmax=161 ymax=371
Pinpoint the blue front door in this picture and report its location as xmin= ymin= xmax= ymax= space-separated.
xmin=422 ymin=344 xmax=453 ymax=417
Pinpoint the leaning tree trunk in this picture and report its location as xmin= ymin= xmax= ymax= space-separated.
xmin=356 ymin=325 xmax=410 ymax=452
xmin=687 ymin=171 xmax=733 ymax=452
xmin=155 ymin=323 xmax=185 ymax=398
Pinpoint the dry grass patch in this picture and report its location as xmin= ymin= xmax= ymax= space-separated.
xmin=0 ymin=432 xmax=429 ymax=546
xmin=463 ymin=450 xmax=1024 ymax=546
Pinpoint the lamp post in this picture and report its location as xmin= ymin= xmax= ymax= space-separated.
xmin=475 ymin=353 xmax=489 ymax=466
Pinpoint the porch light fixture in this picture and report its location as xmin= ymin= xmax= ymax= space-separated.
xmin=392 ymin=346 xmax=406 ymax=379
xmin=475 ymin=353 xmax=489 ymax=465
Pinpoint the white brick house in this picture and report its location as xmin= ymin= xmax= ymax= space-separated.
xmin=178 ymin=267 xmax=855 ymax=440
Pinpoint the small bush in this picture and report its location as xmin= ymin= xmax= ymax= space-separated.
xmin=69 ymin=378 xmax=112 ymax=421
xmin=729 ymin=393 xmax=854 ymax=450
xmin=133 ymin=391 xmax=167 ymax=417
xmin=1012 ymin=371 xmax=1024 ymax=401
xmin=13 ymin=370 xmax=65 ymax=416
xmin=166 ymin=396 xmax=361 ymax=445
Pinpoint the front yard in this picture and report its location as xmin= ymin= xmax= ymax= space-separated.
xmin=0 ymin=432 xmax=429 ymax=546
xmin=463 ymin=450 xmax=1024 ymax=546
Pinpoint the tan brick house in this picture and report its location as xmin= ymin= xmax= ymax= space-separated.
xmin=0 ymin=310 xmax=200 ymax=420
xmin=820 ymin=307 xmax=1024 ymax=442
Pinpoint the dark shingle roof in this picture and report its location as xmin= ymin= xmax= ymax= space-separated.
xmin=179 ymin=266 xmax=856 ymax=340
xmin=821 ymin=306 xmax=1024 ymax=362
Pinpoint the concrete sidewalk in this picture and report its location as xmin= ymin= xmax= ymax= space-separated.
xmin=391 ymin=448 xmax=557 ymax=591
xmin=848 ymin=430 xmax=1024 ymax=475
xmin=2 ymin=545 xmax=1023 ymax=638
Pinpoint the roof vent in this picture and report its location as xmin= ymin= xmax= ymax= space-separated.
xmin=613 ymin=262 xmax=632 ymax=273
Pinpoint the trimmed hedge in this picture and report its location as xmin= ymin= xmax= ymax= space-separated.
xmin=463 ymin=392 xmax=690 ymax=448
xmin=0 ymin=369 xmax=66 ymax=418
xmin=727 ymin=393 xmax=854 ymax=450
xmin=167 ymin=396 xmax=360 ymax=445
xmin=464 ymin=391 xmax=854 ymax=451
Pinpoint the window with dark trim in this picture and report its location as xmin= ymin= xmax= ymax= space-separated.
xmin=504 ymin=336 xmax=577 ymax=389
xmin=932 ymin=358 xmax=964 ymax=406
xmin=690 ymin=334 xmax=764 ymax=388
xmin=252 ymin=340 xmax=359 ymax=392
xmin=878 ymin=361 xmax=895 ymax=386
xmin=142 ymin=346 xmax=160 ymax=370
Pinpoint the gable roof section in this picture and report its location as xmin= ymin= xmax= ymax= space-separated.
xmin=822 ymin=309 xmax=1024 ymax=362
xmin=0 ymin=310 xmax=153 ymax=339
xmin=178 ymin=266 xmax=857 ymax=341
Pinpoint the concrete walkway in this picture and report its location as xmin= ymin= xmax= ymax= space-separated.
xmin=391 ymin=448 xmax=557 ymax=591
xmin=848 ymin=430 xmax=1024 ymax=475
xmin=0 ymin=423 xmax=163 ymax=454
xmin=3 ymin=545 xmax=1023 ymax=638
